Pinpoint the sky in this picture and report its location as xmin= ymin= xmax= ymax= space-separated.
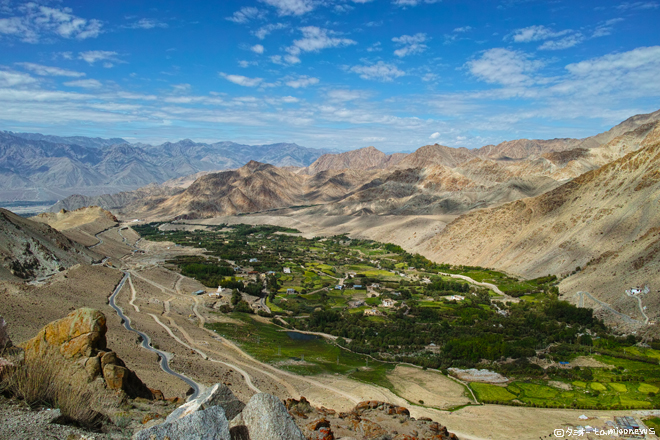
xmin=0 ymin=0 xmax=659 ymax=152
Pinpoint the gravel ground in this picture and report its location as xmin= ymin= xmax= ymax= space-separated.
xmin=0 ymin=398 xmax=129 ymax=440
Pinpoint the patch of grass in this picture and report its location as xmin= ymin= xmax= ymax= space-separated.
xmin=590 ymin=382 xmax=607 ymax=391
xmin=644 ymin=417 xmax=660 ymax=432
xmin=470 ymin=383 xmax=516 ymax=401
xmin=639 ymin=383 xmax=659 ymax=394
xmin=206 ymin=313 xmax=394 ymax=386
xmin=609 ymin=383 xmax=627 ymax=392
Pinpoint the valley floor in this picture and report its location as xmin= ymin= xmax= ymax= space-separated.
xmin=3 ymin=218 xmax=658 ymax=440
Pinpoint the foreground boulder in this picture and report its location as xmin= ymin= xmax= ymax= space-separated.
xmin=133 ymin=405 xmax=230 ymax=440
xmin=231 ymin=393 xmax=306 ymax=440
xmin=18 ymin=308 xmax=158 ymax=399
xmin=166 ymin=383 xmax=245 ymax=423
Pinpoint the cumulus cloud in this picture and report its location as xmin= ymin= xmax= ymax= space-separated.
xmin=253 ymin=23 xmax=287 ymax=40
xmin=226 ymin=7 xmax=266 ymax=23
xmin=251 ymin=44 xmax=265 ymax=54
xmin=0 ymin=70 xmax=38 ymax=88
xmin=0 ymin=4 xmax=102 ymax=43
xmin=260 ymin=0 xmax=315 ymax=16
xmin=78 ymin=51 xmax=121 ymax=67
xmin=539 ymin=33 xmax=584 ymax=50
xmin=429 ymin=132 xmax=441 ymax=139
xmin=466 ymin=48 xmax=543 ymax=86
xmin=285 ymin=75 xmax=319 ymax=88
xmin=16 ymin=62 xmax=85 ymax=77
xmin=285 ymin=27 xmax=356 ymax=63
xmin=63 ymin=79 xmax=102 ymax=89
xmin=512 ymin=25 xmax=572 ymax=42
xmin=453 ymin=26 xmax=472 ymax=33
xmin=220 ymin=72 xmax=263 ymax=87
xmin=349 ymin=61 xmax=405 ymax=81
xmin=392 ymin=33 xmax=428 ymax=57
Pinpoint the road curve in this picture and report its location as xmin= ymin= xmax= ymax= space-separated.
xmin=108 ymin=271 xmax=201 ymax=400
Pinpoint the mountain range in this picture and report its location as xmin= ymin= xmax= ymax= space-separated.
xmin=0 ymin=132 xmax=330 ymax=202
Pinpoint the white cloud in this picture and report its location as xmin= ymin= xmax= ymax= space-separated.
xmin=238 ymin=60 xmax=258 ymax=68
xmin=565 ymin=45 xmax=660 ymax=76
xmin=171 ymin=83 xmax=192 ymax=93
xmin=592 ymin=18 xmax=624 ymax=37
xmin=251 ymin=44 xmax=265 ymax=54
xmin=285 ymin=26 xmax=356 ymax=62
xmin=0 ymin=70 xmax=38 ymax=87
xmin=0 ymin=4 xmax=102 ymax=43
xmin=285 ymin=76 xmax=319 ymax=88
xmin=349 ymin=61 xmax=405 ymax=81
xmin=538 ymin=33 xmax=584 ymax=50
xmin=326 ymin=89 xmax=370 ymax=101
xmin=63 ymin=79 xmax=102 ymax=89
xmin=392 ymin=33 xmax=428 ymax=57
xmin=616 ymin=1 xmax=659 ymax=10
xmin=226 ymin=7 xmax=266 ymax=23
xmin=453 ymin=26 xmax=472 ymax=33
xmin=125 ymin=18 xmax=168 ymax=29
xmin=367 ymin=42 xmax=382 ymax=52
xmin=79 ymin=51 xmax=120 ymax=66
xmin=512 ymin=25 xmax=572 ymax=43
xmin=466 ymin=48 xmax=543 ymax=86
xmin=253 ymin=23 xmax=287 ymax=40
xmin=220 ymin=73 xmax=263 ymax=87
xmin=429 ymin=132 xmax=441 ymax=139
xmin=16 ymin=62 xmax=84 ymax=77
xmin=393 ymin=0 xmax=441 ymax=6
xmin=260 ymin=0 xmax=315 ymax=16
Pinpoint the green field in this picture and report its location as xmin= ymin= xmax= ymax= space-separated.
xmin=470 ymin=383 xmax=516 ymax=401
xmin=206 ymin=313 xmax=394 ymax=388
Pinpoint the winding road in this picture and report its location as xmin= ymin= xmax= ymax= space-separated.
xmin=576 ymin=291 xmax=644 ymax=326
xmin=108 ymin=271 xmax=201 ymax=400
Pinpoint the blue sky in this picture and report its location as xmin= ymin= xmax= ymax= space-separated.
xmin=0 ymin=0 xmax=659 ymax=152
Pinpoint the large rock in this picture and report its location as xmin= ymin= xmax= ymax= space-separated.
xmin=231 ymin=393 xmax=306 ymax=440
xmin=19 ymin=308 xmax=107 ymax=359
xmin=0 ymin=314 xmax=11 ymax=350
xmin=166 ymin=383 xmax=245 ymax=423
xmin=133 ymin=405 xmax=230 ymax=440
xmin=17 ymin=309 xmax=156 ymax=399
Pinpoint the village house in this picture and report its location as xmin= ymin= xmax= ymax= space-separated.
xmin=446 ymin=295 xmax=465 ymax=301
xmin=382 ymin=298 xmax=396 ymax=307
xmin=283 ymin=267 xmax=291 ymax=274
xmin=249 ymin=258 xmax=258 ymax=263
xmin=334 ymin=285 xmax=343 ymax=290
xmin=364 ymin=308 xmax=383 ymax=316
xmin=286 ymin=288 xmax=296 ymax=295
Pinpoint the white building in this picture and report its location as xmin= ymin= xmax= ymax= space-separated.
xmin=382 ymin=298 xmax=396 ymax=307
xmin=283 ymin=267 xmax=291 ymax=274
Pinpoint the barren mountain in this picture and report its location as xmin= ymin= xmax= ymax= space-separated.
xmin=393 ymin=144 xmax=475 ymax=169
xmin=0 ymin=209 xmax=101 ymax=280
xmin=426 ymin=123 xmax=660 ymax=322
xmin=300 ymin=146 xmax=406 ymax=174
xmin=0 ymin=133 xmax=328 ymax=202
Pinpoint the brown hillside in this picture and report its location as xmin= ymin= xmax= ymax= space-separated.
xmin=427 ymin=124 xmax=660 ymax=321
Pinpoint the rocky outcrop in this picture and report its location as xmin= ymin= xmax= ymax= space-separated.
xmin=18 ymin=308 xmax=157 ymax=399
xmin=166 ymin=383 xmax=245 ymax=423
xmin=230 ymin=393 xmax=306 ymax=440
xmin=133 ymin=405 xmax=230 ymax=440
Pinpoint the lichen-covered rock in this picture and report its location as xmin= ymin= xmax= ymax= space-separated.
xmin=232 ymin=393 xmax=306 ymax=440
xmin=166 ymin=383 xmax=245 ymax=423
xmin=132 ymin=405 xmax=230 ymax=440
xmin=18 ymin=308 xmax=157 ymax=400
xmin=19 ymin=308 xmax=107 ymax=359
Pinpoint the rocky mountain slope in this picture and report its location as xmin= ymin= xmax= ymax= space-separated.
xmin=426 ymin=123 xmax=660 ymax=322
xmin=0 ymin=132 xmax=329 ymax=202
xmin=0 ymin=209 xmax=100 ymax=280
xmin=301 ymin=146 xmax=406 ymax=174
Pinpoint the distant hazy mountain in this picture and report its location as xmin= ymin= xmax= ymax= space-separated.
xmin=0 ymin=132 xmax=329 ymax=201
